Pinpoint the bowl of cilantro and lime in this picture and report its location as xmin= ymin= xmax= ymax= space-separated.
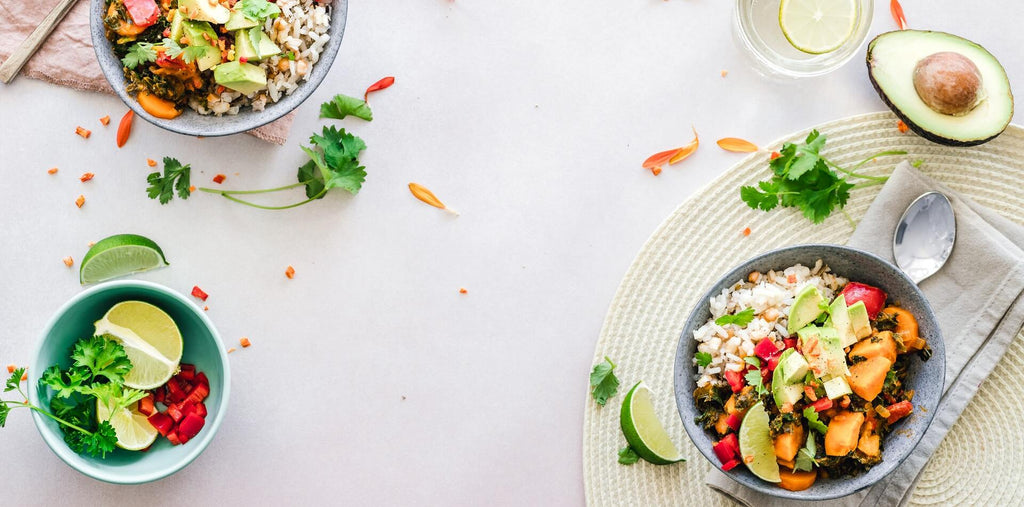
xmin=674 ymin=244 xmax=944 ymax=500
xmin=18 ymin=280 xmax=229 ymax=484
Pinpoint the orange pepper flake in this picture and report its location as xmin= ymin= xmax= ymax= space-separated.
xmin=720 ymin=70 xmax=728 ymax=78
xmin=203 ymin=306 xmax=209 ymax=311
xmin=650 ymin=167 xmax=662 ymax=176
xmin=87 ymin=241 xmax=95 ymax=247
xmin=5 ymin=364 xmax=15 ymax=374
xmin=213 ymin=174 xmax=226 ymax=184
xmin=189 ymin=185 xmax=196 ymax=192
xmin=897 ymin=120 xmax=909 ymax=133
xmin=240 ymin=337 xmax=252 ymax=348
xmin=459 ymin=288 xmax=468 ymax=294
xmin=770 ymin=151 xmax=781 ymax=160
xmin=99 ymin=115 xmax=111 ymax=126
xmin=742 ymin=227 xmax=751 ymax=236
xmin=285 ymin=265 xmax=295 ymax=279
xmin=227 ymin=347 xmax=237 ymax=354
xmin=21 ymin=371 xmax=27 ymax=382
xmin=47 ymin=167 xmax=58 ymax=175
xmin=147 ymin=158 xmax=158 ymax=167
xmin=744 ymin=455 xmax=755 ymax=464
xmin=75 ymin=126 xmax=92 ymax=139
xmin=787 ymin=274 xmax=798 ymax=284
xmin=75 ymin=195 xmax=85 ymax=208
xmin=62 ymin=256 xmax=74 ymax=267
xmin=409 ymin=183 xmax=457 ymax=214
xmin=80 ymin=172 xmax=95 ymax=182
xmin=716 ymin=137 xmax=759 ymax=153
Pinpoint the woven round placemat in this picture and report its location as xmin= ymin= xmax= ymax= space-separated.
xmin=582 ymin=111 xmax=1024 ymax=506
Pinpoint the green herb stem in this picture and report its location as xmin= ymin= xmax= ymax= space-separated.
xmin=20 ymin=403 xmax=96 ymax=436
xmin=849 ymin=150 xmax=908 ymax=171
xmin=197 ymin=181 xmax=308 ymax=196
xmin=214 ymin=189 xmax=328 ymax=210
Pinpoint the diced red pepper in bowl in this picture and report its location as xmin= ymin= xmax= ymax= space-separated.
xmin=713 ymin=432 xmax=741 ymax=464
xmin=166 ymin=378 xmax=187 ymax=403
xmin=811 ymin=397 xmax=833 ymax=412
xmin=178 ymin=414 xmax=206 ymax=441
xmin=754 ymin=338 xmax=780 ymax=360
xmin=166 ymin=403 xmax=184 ymax=423
xmin=166 ymin=431 xmax=181 ymax=446
xmin=147 ymin=412 xmax=174 ymax=436
xmin=193 ymin=402 xmax=207 ymax=418
xmin=123 ymin=0 xmax=160 ymax=27
xmin=783 ymin=337 xmax=797 ymax=350
xmin=721 ymin=458 xmax=742 ymax=471
xmin=839 ymin=282 xmax=887 ymax=319
xmin=725 ymin=413 xmax=742 ymax=432
xmin=138 ymin=394 xmax=155 ymax=416
xmin=724 ymin=370 xmax=746 ymax=393
xmin=886 ymin=400 xmax=913 ymax=424
xmin=187 ymin=382 xmax=210 ymax=405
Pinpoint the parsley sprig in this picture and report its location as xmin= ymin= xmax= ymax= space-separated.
xmin=740 ymin=130 xmax=906 ymax=225
xmin=122 ymin=39 xmax=212 ymax=69
xmin=715 ymin=308 xmax=755 ymax=327
xmin=589 ymin=356 xmax=620 ymax=406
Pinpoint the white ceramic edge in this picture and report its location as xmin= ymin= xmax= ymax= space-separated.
xmin=27 ymin=279 xmax=232 ymax=485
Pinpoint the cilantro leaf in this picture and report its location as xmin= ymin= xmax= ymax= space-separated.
xmin=320 ymin=94 xmax=374 ymax=121
xmin=238 ymin=0 xmax=281 ymax=22
xmin=590 ymin=356 xmax=620 ymax=406
xmin=5 ymin=368 xmax=24 ymax=392
xmin=0 ymin=402 xmax=9 ymax=427
xmin=298 ymin=126 xmax=368 ymax=197
xmin=695 ymin=352 xmax=713 ymax=368
xmin=163 ymin=37 xmax=213 ymax=64
xmin=794 ymin=434 xmax=818 ymax=472
xmin=715 ymin=308 xmax=755 ymax=327
xmin=803 ymin=406 xmax=828 ymax=435
xmin=71 ymin=336 xmax=133 ymax=384
xmin=40 ymin=366 xmax=91 ymax=399
xmin=618 ymin=446 xmax=640 ymax=465
xmin=122 ymin=42 xmax=157 ymax=69
xmin=148 ymin=157 xmax=192 ymax=204
xmin=745 ymin=369 xmax=768 ymax=396
xmin=743 ymin=356 xmax=761 ymax=368
xmin=90 ymin=383 xmax=148 ymax=413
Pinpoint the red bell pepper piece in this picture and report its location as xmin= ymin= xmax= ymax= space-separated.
xmin=166 ymin=403 xmax=185 ymax=423
xmin=166 ymin=378 xmax=187 ymax=403
xmin=766 ymin=348 xmax=786 ymax=372
xmin=191 ymin=285 xmax=209 ymax=301
xmin=724 ymin=370 xmax=745 ymax=393
xmin=195 ymin=371 xmax=210 ymax=388
xmin=725 ymin=413 xmax=742 ymax=432
xmin=187 ymin=382 xmax=210 ymax=405
xmin=783 ymin=337 xmax=797 ymax=350
xmin=840 ymin=282 xmax=888 ymax=319
xmin=754 ymin=338 xmax=780 ymax=360
xmin=147 ymin=412 xmax=174 ymax=436
xmin=721 ymin=458 xmax=742 ymax=471
xmin=153 ymin=386 xmax=165 ymax=404
xmin=178 ymin=414 xmax=206 ymax=440
xmin=194 ymin=402 xmax=208 ymax=418
xmin=166 ymin=431 xmax=182 ymax=446
xmin=811 ymin=397 xmax=833 ymax=412
xmin=123 ymin=0 xmax=160 ymax=28
xmin=713 ymin=437 xmax=737 ymax=464
xmin=886 ymin=400 xmax=913 ymax=424
xmin=138 ymin=394 xmax=155 ymax=416
xmin=180 ymin=363 xmax=196 ymax=373
xmin=177 ymin=431 xmax=191 ymax=445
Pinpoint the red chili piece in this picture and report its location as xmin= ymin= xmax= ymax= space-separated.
xmin=363 ymin=76 xmax=395 ymax=101
xmin=124 ymin=0 xmax=161 ymax=27
xmin=191 ymin=285 xmax=209 ymax=301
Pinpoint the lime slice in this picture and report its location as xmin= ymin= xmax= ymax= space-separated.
xmin=779 ymin=0 xmax=858 ymax=55
xmin=96 ymin=399 xmax=159 ymax=451
xmin=620 ymin=382 xmax=685 ymax=465
xmin=80 ymin=234 xmax=169 ymax=285
xmin=94 ymin=301 xmax=183 ymax=390
xmin=738 ymin=402 xmax=781 ymax=482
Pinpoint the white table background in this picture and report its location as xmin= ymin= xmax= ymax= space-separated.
xmin=1 ymin=1 xmax=1019 ymax=505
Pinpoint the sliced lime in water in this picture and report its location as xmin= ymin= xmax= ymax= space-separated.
xmin=779 ymin=0 xmax=858 ymax=55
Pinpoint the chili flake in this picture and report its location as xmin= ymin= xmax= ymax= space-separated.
xmin=100 ymin=116 xmax=111 ymax=126
xmin=742 ymin=227 xmax=751 ymax=236
xmin=62 ymin=256 xmax=74 ymax=267
xmin=213 ymin=174 xmax=226 ymax=184
xmin=240 ymin=337 xmax=252 ymax=348
xmin=459 ymin=288 xmax=468 ymax=294
xmin=897 ymin=120 xmax=909 ymax=133
xmin=6 ymin=364 xmax=15 ymax=373
xmin=285 ymin=266 xmax=295 ymax=279
xmin=75 ymin=126 xmax=92 ymax=139
xmin=48 ymin=167 xmax=58 ymax=175
xmin=191 ymin=285 xmax=209 ymax=301
xmin=147 ymin=158 xmax=158 ymax=167
xmin=80 ymin=172 xmax=95 ymax=182
xmin=227 ymin=347 xmax=237 ymax=354
xmin=75 ymin=195 xmax=85 ymax=208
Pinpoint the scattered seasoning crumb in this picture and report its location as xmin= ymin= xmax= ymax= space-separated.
xmin=5 ymin=364 xmax=15 ymax=374
xmin=650 ymin=167 xmax=662 ymax=176
xmin=227 ymin=347 xmax=237 ymax=354
xmin=75 ymin=195 xmax=85 ymax=208
xmin=459 ymin=288 xmax=468 ymax=294
xmin=203 ymin=306 xmax=209 ymax=311
xmin=897 ymin=120 xmax=909 ymax=133
xmin=80 ymin=172 xmax=95 ymax=182
xmin=191 ymin=285 xmax=209 ymax=301
xmin=721 ymin=70 xmax=728 ymax=77
xmin=100 ymin=115 xmax=111 ymax=126
xmin=240 ymin=337 xmax=252 ymax=348
xmin=87 ymin=241 xmax=95 ymax=247
xmin=189 ymin=185 xmax=196 ymax=192
xmin=62 ymin=256 xmax=74 ymax=267
xmin=47 ymin=167 xmax=58 ymax=175
xmin=770 ymin=151 xmax=781 ymax=160
xmin=212 ymin=174 xmax=226 ymax=184
xmin=787 ymin=274 xmax=798 ymax=284
xmin=20 ymin=371 xmax=27 ymax=382
xmin=742 ymin=227 xmax=752 ymax=236
xmin=147 ymin=158 xmax=157 ymax=167
xmin=75 ymin=126 xmax=92 ymax=139
xmin=233 ymin=172 xmax=239 ymax=176
xmin=285 ymin=265 xmax=295 ymax=279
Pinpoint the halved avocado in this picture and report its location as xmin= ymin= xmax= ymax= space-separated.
xmin=867 ymin=30 xmax=1013 ymax=146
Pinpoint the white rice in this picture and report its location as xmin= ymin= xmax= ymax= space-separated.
xmin=189 ymin=0 xmax=332 ymax=116
xmin=692 ymin=260 xmax=848 ymax=388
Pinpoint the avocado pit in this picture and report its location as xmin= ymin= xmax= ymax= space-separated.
xmin=912 ymin=51 xmax=984 ymax=116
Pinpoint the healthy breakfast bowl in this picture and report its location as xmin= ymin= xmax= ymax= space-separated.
xmin=28 ymin=280 xmax=230 ymax=484
xmin=674 ymin=244 xmax=944 ymax=500
xmin=89 ymin=0 xmax=348 ymax=137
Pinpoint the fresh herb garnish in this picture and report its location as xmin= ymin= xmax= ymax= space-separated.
xmin=618 ymin=446 xmax=640 ymax=465
xmin=740 ymin=130 xmax=906 ymax=225
xmin=743 ymin=356 xmax=762 ymax=368
xmin=147 ymin=157 xmax=193 ymax=204
xmin=744 ymin=369 xmax=768 ymax=396
xmin=161 ymin=37 xmax=212 ymax=64
xmin=695 ymin=352 xmax=713 ymax=368
xmin=793 ymin=433 xmax=819 ymax=472
xmin=590 ymin=356 xmax=620 ymax=406
xmin=715 ymin=308 xmax=755 ymax=327
xmin=803 ymin=406 xmax=828 ymax=435
xmin=122 ymin=42 xmax=157 ymax=69
xmin=238 ymin=0 xmax=281 ymax=22
xmin=320 ymin=93 xmax=374 ymax=122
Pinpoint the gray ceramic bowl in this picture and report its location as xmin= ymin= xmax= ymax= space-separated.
xmin=89 ymin=0 xmax=348 ymax=137
xmin=674 ymin=244 xmax=944 ymax=500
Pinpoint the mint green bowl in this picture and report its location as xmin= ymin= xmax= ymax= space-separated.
xmin=28 ymin=280 xmax=230 ymax=484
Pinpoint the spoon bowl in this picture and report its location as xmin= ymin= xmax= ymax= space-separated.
xmin=893 ymin=191 xmax=956 ymax=284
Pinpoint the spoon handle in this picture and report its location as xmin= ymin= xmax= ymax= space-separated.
xmin=0 ymin=0 xmax=81 ymax=84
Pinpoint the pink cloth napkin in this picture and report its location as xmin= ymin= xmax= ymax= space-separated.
xmin=0 ymin=0 xmax=293 ymax=144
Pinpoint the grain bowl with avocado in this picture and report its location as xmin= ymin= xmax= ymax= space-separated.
xmin=103 ymin=0 xmax=332 ymax=119
xmin=690 ymin=260 xmax=931 ymax=491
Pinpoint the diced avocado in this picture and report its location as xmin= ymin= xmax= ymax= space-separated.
xmin=797 ymin=326 xmax=849 ymax=379
xmin=233 ymin=29 xmax=281 ymax=62
xmin=787 ymin=285 xmax=825 ymax=334
xmin=178 ymin=0 xmax=231 ymax=24
xmin=771 ymin=350 xmax=806 ymax=408
xmin=233 ymin=29 xmax=259 ymax=61
xmin=848 ymin=301 xmax=872 ymax=339
xmin=774 ymin=382 xmax=805 ymax=408
xmin=823 ymin=376 xmax=852 ymax=400
xmin=829 ymin=297 xmax=858 ymax=348
xmin=169 ymin=10 xmax=185 ymax=43
xmin=225 ymin=10 xmax=259 ymax=31
xmin=214 ymin=61 xmax=267 ymax=94
xmin=181 ymin=20 xmax=222 ymax=71
xmin=256 ymin=32 xmax=283 ymax=59
xmin=781 ymin=351 xmax=810 ymax=384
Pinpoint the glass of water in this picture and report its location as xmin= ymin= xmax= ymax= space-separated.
xmin=733 ymin=0 xmax=874 ymax=78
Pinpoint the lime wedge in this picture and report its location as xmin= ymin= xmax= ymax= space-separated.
xmin=779 ymin=0 xmax=858 ymax=55
xmin=96 ymin=399 xmax=159 ymax=451
xmin=80 ymin=234 xmax=169 ymax=285
xmin=738 ymin=401 xmax=781 ymax=482
xmin=620 ymin=382 xmax=685 ymax=465
xmin=94 ymin=301 xmax=183 ymax=390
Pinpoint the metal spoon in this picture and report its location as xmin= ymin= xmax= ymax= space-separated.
xmin=0 ymin=0 xmax=81 ymax=84
xmin=893 ymin=192 xmax=957 ymax=284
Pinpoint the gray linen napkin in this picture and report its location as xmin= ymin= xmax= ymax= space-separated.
xmin=706 ymin=162 xmax=1024 ymax=506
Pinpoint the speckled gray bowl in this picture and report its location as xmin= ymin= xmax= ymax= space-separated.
xmin=674 ymin=244 xmax=944 ymax=500
xmin=89 ymin=0 xmax=348 ymax=137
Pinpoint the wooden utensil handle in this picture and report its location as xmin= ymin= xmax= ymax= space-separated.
xmin=0 ymin=0 xmax=81 ymax=84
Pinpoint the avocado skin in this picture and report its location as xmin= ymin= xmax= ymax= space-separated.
xmin=866 ymin=31 xmax=1014 ymax=147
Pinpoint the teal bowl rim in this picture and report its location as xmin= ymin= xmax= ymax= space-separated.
xmin=27 ymin=280 xmax=231 ymax=485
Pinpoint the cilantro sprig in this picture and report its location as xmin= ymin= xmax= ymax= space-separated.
xmin=238 ymin=0 xmax=281 ymax=22
xmin=694 ymin=352 xmax=713 ymax=368
xmin=793 ymin=434 xmax=819 ymax=472
xmin=147 ymin=157 xmax=192 ymax=204
xmin=320 ymin=93 xmax=374 ymax=122
xmin=740 ymin=130 xmax=906 ymax=225
xmin=590 ymin=356 xmax=620 ymax=406
xmin=122 ymin=42 xmax=157 ymax=69
xmin=618 ymin=446 xmax=640 ymax=465
xmin=715 ymin=308 xmax=755 ymax=327
xmin=802 ymin=406 xmax=829 ymax=435
xmin=744 ymin=369 xmax=768 ymax=396
xmin=2 ymin=336 xmax=143 ymax=458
